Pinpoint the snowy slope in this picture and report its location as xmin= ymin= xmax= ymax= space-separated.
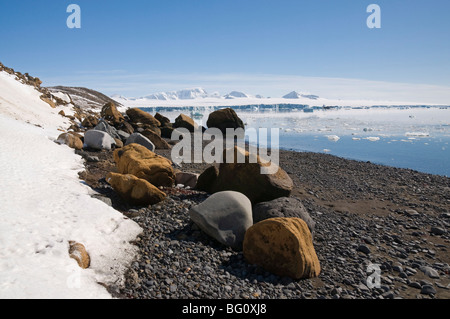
xmin=0 ymin=71 xmax=141 ymax=299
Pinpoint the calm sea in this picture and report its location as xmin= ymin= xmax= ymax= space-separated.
xmin=145 ymin=106 xmax=450 ymax=177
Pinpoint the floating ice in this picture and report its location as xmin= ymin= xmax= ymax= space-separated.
xmin=364 ymin=137 xmax=380 ymax=142
xmin=326 ymin=135 xmax=340 ymax=142
xmin=405 ymin=132 xmax=430 ymax=137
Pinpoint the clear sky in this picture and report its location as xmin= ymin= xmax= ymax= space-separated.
xmin=1 ymin=0 xmax=450 ymax=103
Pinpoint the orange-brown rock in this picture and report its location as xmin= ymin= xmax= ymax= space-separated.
xmin=40 ymin=95 xmax=56 ymax=108
xmin=113 ymin=143 xmax=175 ymax=187
xmin=155 ymin=112 xmax=171 ymax=127
xmin=106 ymin=172 xmax=166 ymax=206
xmin=82 ymin=115 xmax=99 ymax=128
xmin=173 ymin=113 xmax=198 ymax=132
xmin=68 ymin=241 xmax=90 ymax=269
xmin=101 ymin=102 xmax=125 ymax=126
xmin=126 ymin=108 xmax=161 ymax=127
xmin=243 ymin=217 xmax=320 ymax=279
xmin=56 ymin=132 xmax=83 ymax=150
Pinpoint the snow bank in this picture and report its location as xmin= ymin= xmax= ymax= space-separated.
xmin=0 ymin=71 xmax=142 ymax=299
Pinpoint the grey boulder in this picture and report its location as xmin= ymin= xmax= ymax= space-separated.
xmin=94 ymin=119 xmax=121 ymax=140
xmin=84 ymin=129 xmax=116 ymax=150
xmin=125 ymin=133 xmax=155 ymax=152
xmin=189 ymin=191 xmax=253 ymax=250
xmin=252 ymin=197 xmax=315 ymax=235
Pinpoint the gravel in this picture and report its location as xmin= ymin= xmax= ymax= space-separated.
xmin=79 ymin=141 xmax=450 ymax=299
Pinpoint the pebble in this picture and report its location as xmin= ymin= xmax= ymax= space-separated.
xmin=420 ymin=285 xmax=436 ymax=296
xmin=357 ymin=244 xmax=371 ymax=255
xmin=421 ymin=266 xmax=440 ymax=279
xmin=97 ymin=162 xmax=449 ymax=300
xmin=430 ymin=227 xmax=446 ymax=235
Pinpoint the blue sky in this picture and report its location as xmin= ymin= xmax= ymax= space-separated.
xmin=1 ymin=0 xmax=450 ymax=102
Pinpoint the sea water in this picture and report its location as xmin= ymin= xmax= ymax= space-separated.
xmin=147 ymin=106 xmax=450 ymax=177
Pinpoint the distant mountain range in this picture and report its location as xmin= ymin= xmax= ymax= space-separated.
xmin=111 ymin=88 xmax=319 ymax=101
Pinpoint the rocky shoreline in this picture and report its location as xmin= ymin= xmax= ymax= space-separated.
xmin=78 ymin=137 xmax=449 ymax=299
xmin=52 ymin=98 xmax=449 ymax=300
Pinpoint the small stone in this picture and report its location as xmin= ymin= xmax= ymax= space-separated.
xmin=421 ymin=266 xmax=440 ymax=279
xmin=392 ymin=265 xmax=403 ymax=272
xmin=165 ymin=278 xmax=173 ymax=285
xmin=382 ymin=291 xmax=394 ymax=299
xmin=431 ymin=227 xmax=446 ymax=235
xmin=420 ymin=285 xmax=436 ymax=295
xmin=357 ymin=244 xmax=371 ymax=255
xmin=408 ymin=282 xmax=421 ymax=289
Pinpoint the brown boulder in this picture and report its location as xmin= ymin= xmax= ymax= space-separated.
xmin=175 ymin=171 xmax=199 ymax=188
xmin=106 ymin=172 xmax=166 ymax=206
xmin=211 ymin=146 xmax=293 ymax=204
xmin=155 ymin=112 xmax=171 ymax=127
xmin=243 ymin=217 xmax=320 ymax=279
xmin=113 ymin=143 xmax=175 ymax=187
xmin=141 ymin=129 xmax=171 ymax=149
xmin=101 ymin=102 xmax=125 ymax=126
xmin=82 ymin=115 xmax=99 ymax=128
xmin=160 ymin=126 xmax=175 ymax=139
xmin=195 ymin=166 xmax=219 ymax=192
xmin=126 ymin=108 xmax=161 ymax=127
xmin=118 ymin=121 xmax=135 ymax=135
xmin=68 ymin=241 xmax=90 ymax=269
xmin=173 ymin=113 xmax=198 ymax=132
xmin=56 ymin=132 xmax=83 ymax=150
xmin=206 ymin=108 xmax=245 ymax=134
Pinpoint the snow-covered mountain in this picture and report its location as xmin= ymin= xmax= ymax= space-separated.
xmin=118 ymin=88 xmax=320 ymax=102
xmin=121 ymin=88 xmax=266 ymax=101
xmin=283 ymin=91 xmax=320 ymax=100
xmin=224 ymin=91 xmax=251 ymax=99
xmin=111 ymin=87 xmax=436 ymax=110
xmin=140 ymin=87 xmax=209 ymax=101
